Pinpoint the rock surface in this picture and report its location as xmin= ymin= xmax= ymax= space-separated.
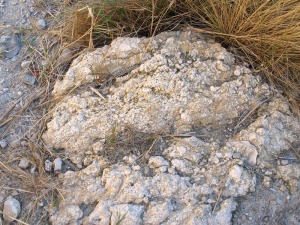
xmin=43 ymin=30 xmax=300 ymax=224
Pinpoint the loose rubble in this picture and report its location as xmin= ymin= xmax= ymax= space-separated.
xmin=42 ymin=30 xmax=300 ymax=224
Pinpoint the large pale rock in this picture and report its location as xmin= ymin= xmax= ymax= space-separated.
xmin=44 ymin=30 xmax=300 ymax=225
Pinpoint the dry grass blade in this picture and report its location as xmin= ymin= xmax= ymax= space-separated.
xmin=234 ymin=98 xmax=270 ymax=133
xmin=54 ymin=0 xmax=184 ymax=48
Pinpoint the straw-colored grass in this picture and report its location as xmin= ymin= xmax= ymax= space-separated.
xmin=55 ymin=0 xmax=184 ymax=48
xmin=54 ymin=0 xmax=300 ymax=115
xmin=186 ymin=0 xmax=300 ymax=115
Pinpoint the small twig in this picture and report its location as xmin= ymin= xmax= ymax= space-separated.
xmin=0 ymin=98 xmax=21 ymax=126
xmin=278 ymin=156 xmax=298 ymax=160
xmin=234 ymin=98 xmax=269 ymax=133
xmin=90 ymin=86 xmax=107 ymax=101
xmin=0 ymin=162 xmax=13 ymax=173
xmin=0 ymin=186 xmax=34 ymax=194
xmin=212 ymin=187 xmax=223 ymax=213
xmin=138 ymin=136 xmax=160 ymax=161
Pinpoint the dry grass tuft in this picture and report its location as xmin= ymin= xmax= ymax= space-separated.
xmin=55 ymin=0 xmax=185 ymax=48
xmin=185 ymin=0 xmax=300 ymax=115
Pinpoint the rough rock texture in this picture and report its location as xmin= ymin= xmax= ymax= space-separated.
xmin=44 ymin=30 xmax=300 ymax=224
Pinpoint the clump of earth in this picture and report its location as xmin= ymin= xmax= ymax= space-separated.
xmin=40 ymin=30 xmax=300 ymax=224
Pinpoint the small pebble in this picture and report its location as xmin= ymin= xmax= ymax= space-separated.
xmin=28 ymin=7 xmax=34 ymax=13
xmin=212 ymin=156 xmax=219 ymax=164
xmin=18 ymin=158 xmax=30 ymax=169
xmin=280 ymin=160 xmax=289 ymax=166
xmin=207 ymin=198 xmax=216 ymax=204
xmin=20 ymin=141 xmax=28 ymax=147
xmin=264 ymin=170 xmax=272 ymax=176
xmin=229 ymin=165 xmax=243 ymax=182
xmin=263 ymin=216 xmax=269 ymax=222
xmin=53 ymin=158 xmax=62 ymax=173
xmin=234 ymin=69 xmax=241 ymax=76
xmin=3 ymin=197 xmax=21 ymax=222
xmin=45 ymin=160 xmax=53 ymax=172
xmin=262 ymin=176 xmax=271 ymax=188
xmin=21 ymin=60 xmax=31 ymax=68
xmin=216 ymin=152 xmax=222 ymax=158
xmin=22 ymin=74 xmax=36 ymax=86
xmin=36 ymin=19 xmax=47 ymax=30
xmin=30 ymin=166 xmax=37 ymax=174
xmin=232 ymin=152 xmax=242 ymax=159
xmin=0 ymin=139 xmax=8 ymax=148
xmin=158 ymin=165 xmax=168 ymax=173
xmin=132 ymin=165 xmax=141 ymax=171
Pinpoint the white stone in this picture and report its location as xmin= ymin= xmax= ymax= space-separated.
xmin=158 ymin=165 xmax=168 ymax=173
xmin=53 ymin=158 xmax=63 ymax=173
xmin=216 ymin=152 xmax=223 ymax=158
xmin=3 ymin=197 xmax=21 ymax=222
xmin=0 ymin=139 xmax=8 ymax=148
xmin=36 ymin=19 xmax=47 ymax=30
xmin=20 ymin=60 xmax=31 ymax=68
xmin=210 ymin=156 xmax=220 ymax=164
xmin=280 ymin=160 xmax=289 ymax=166
xmin=30 ymin=166 xmax=37 ymax=174
xmin=44 ymin=160 xmax=53 ymax=172
xmin=132 ymin=165 xmax=141 ymax=171
xmin=18 ymin=158 xmax=30 ymax=169
xmin=229 ymin=165 xmax=243 ymax=182
xmin=22 ymin=74 xmax=36 ymax=86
